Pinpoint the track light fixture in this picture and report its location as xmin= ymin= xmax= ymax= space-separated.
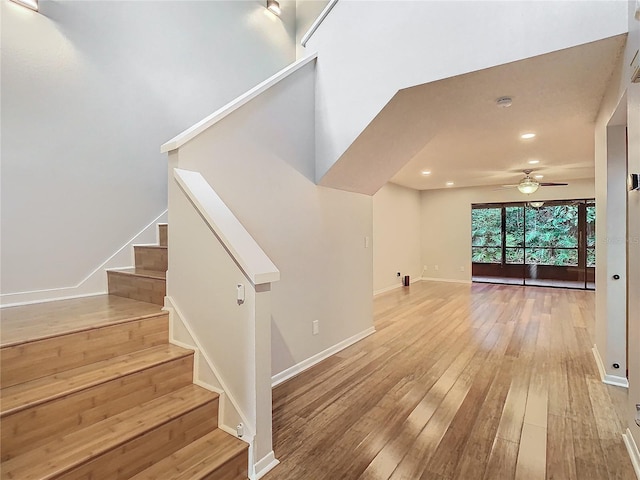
xmin=267 ymin=0 xmax=281 ymax=16
xmin=9 ymin=0 xmax=38 ymax=10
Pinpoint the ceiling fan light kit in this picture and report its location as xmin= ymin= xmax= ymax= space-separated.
xmin=517 ymin=177 xmax=540 ymax=194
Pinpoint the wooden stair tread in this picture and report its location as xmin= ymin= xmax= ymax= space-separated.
xmin=1 ymin=384 xmax=217 ymax=480
xmin=133 ymin=245 xmax=167 ymax=250
xmin=129 ymin=429 xmax=248 ymax=480
xmin=107 ymin=268 xmax=167 ymax=280
xmin=0 ymin=295 xmax=165 ymax=348
xmin=1 ymin=344 xmax=193 ymax=416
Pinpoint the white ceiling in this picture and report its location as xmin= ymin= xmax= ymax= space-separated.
xmin=386 ymin=35 xmax=627 ymax=191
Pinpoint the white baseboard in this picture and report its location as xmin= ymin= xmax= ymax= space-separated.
xmin=271 ymin=326 xmax=375 ymax=387
xmin=623 ymin=428 xmax=640 ymax=479
xmin=373 ymin=283 xmax=403 ymax=296
xmin=373 ymin=276 xmax=422 ymax=296
xmin=0 ymin=210 xmax=167 ymax=307
xmin=252 ymin=451 xmax=279 ymax=480
xmin=421 ymin=277 xmax=472 ymax=284
xmin=592 ymin=344 xmax=629 ymax=388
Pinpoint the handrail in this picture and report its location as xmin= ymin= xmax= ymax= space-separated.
xmin=161 ymin=54 xmax=317 ymax=153
xmin=301 ymin=0 xmax=339 ymax=47
xmin=173 ymin=168 xmax=280 ymax=285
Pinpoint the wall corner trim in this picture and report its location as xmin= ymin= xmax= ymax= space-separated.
xmin=253 ymin=451 xmax=280 ymax=480
xmin=623 ymin=428 xmax=640 ymax=479
xmin=592 ymin=344 xmax=629 ymax=388
xmin=271 ymin=326 xmax=376 ymax=387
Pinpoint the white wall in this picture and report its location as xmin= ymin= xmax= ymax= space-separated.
xmin=625 ymin=0 xmax=640 ymax=453
xmin=593 ymin=0 xmax=640 ymax=450
xmin=372 ymin=183 xmax=421 ymax=294
xmin=305 ymin=0 xmax=628 ymax=190
xmin=1 ymin=0 xmax=295 ymax=304
xmin=295 ymin=0 xmax=329 ymax=58
xmin=420 ymin=179 xmax=596 ymax=282
xmin=170 ymin=62 xmax=374 ymax=378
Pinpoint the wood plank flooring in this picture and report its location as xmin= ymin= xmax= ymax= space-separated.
xmin=265 ymin=281 xmax=634 ymax=480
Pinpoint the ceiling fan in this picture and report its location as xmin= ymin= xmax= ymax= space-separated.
xmin=503 ymin=169 xmax=568 ymax=194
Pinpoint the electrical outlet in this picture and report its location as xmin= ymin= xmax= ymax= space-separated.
xmin=312 ymin=320 xmax=319 ymax=335
xmin=434 ymin=265 xmax=439 ymax=271
xmin=459 ymin=266 xmax=465 ymax=272
xmin=364 ymin=236 xmax=370 ymax=248
xmin=423 ymin=265 xmax=428 ymax=270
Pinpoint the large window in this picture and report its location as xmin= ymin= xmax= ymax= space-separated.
xmin=471 ymin=200 xmax=595 ymax=290
xmin=471 ymin=207 xmax=502 ymax=263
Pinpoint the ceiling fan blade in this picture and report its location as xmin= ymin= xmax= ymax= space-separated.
xmin=500 ymin=184 xmax=519 ymax=188
xmin=540 ymin=182 xmax=569 ymax=187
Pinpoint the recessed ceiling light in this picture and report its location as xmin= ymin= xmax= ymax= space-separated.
xmin=496 ymin=97 xmax=513 ymax=108
xmin=521 ymin=133 xmax=536 ymax=139
xmin=534 ymin=174 xmax=544 ymax=179
xmin=528 ymin=159 xmax=540 ymax=165
xmin=421 ymin=170 xmax=432 ymax=176
xmin=446 ymin=181 xmax=454 ymax=186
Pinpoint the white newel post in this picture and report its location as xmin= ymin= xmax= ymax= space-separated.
xmin=253 ymin=283 xmax=278 ymax=475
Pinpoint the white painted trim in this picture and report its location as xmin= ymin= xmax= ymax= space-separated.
xmin=623 ymin=428 xmax=640 ymax=479
xmin=218 ymin=422 xmax=243 ymax=440
xmin=165 ymin=296 xmax=256 ymax=440
xmin=271 ymin=326 xmax=376 ymax=387
xmin=605 ymin=374 xmax=629 ymax=388
xmin=253 ymin=451 xmax=280 ymax=480
xmin=174 ymin=169 xmax=280 ymax=285
xmin=592 ymin=344 xmax=607 ymax=379
xmin=161 ymin=54 xmax=317 ymax=153
xmin=192 ymin=378 xmax=224 ymax=397
xmin=0 ymin=292 xmax=106 ymax=309
xmin=168 ymin=336 xmax=226 ymax=398
xmin=592 ymin=344 xmax=630 ymax=388
xmin=300 ymin=0 xmax=339 ymax=47
xmin=373 ymin=276 xmax=423 ymax=296
xmin=422 ymin=277 xmax=472 ymax=284
xmin=0 ymin=210 xmax=167 ymax=307
xmin=373 ymin=283 xmax=404 ymax=296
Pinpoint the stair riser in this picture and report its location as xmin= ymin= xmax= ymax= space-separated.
xmin=0 ymin=315 xmax=168 ymax=388
xmin=134 ymin=246 xmax=168 ymax=271
xmin=202 ymin=452 xmax=249 ymax=480
xmin=159 ymin=224 xmax=168 ymax=247
xmin=1 ymin=354 xmax=194 ymax=462
xmin=59 ymin=399 xmax=218 ymax=480
xmin=108 ymin=272 xmax=166 ymax=305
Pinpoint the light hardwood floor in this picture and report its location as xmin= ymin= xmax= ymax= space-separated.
xmin=265 ymin=281 xmax=634 ymax=480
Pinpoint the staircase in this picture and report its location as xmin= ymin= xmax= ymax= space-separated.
xmin=106 ymin=223 xmax=168 ymax=305
xmin=0 ymin=224 xmax=249 ymax=480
